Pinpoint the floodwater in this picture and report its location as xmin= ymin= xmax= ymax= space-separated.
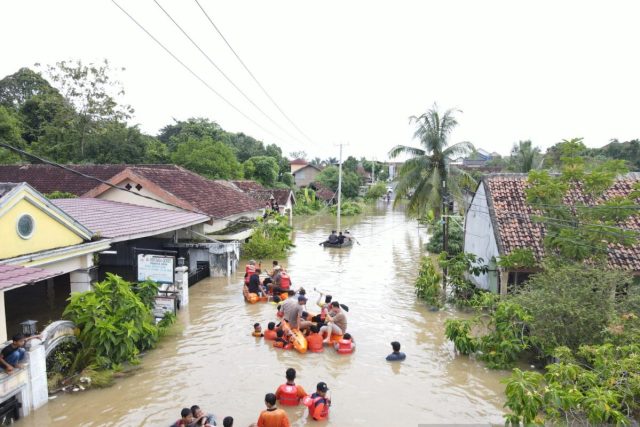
xmin=19 ymin=202 xmax=508 ymax=426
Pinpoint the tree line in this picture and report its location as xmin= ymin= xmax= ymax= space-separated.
xmin=0 ymin=61 xmax=293 ymax=188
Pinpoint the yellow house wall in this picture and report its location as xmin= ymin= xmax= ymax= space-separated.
xmin=0 ymin=198 xmax=84 ymax=260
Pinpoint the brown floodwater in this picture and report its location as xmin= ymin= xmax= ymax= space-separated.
xmin=18 ymin=202 xmax=509 ymax=427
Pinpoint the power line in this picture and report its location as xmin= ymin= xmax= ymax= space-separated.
xmin=152 ymin=0 xmax=301 ymax=145
xmin=193 ymin=0 xmax=316 ymax=146
xmin=110 ymin=0 xmax=279 ymax=143
xmin=0 ymin=140 xmax=255 ymax=227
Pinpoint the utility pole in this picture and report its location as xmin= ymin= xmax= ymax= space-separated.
xmin=442 ymin=180 xmax=449 ymax=292
xmin=337 ymin=143 xmax=343 ymax=232
xmin=372 ymin=157 xmax=375 ymax=182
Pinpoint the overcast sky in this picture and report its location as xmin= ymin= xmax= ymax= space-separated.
xmin=2 ymin=0 xmax=639 ymax=161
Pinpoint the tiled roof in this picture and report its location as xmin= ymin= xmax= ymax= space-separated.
xmin=311 ymin=182 xmax=335 ymax=202
xmin=53 ymin=198 xmax=209 ymax=242
xmin=231 ymin=180 xmax=265 ymax=192
xmin=483 ymin=173 xmax=640 ymax=271
xmin=123 ymin=166 xmax=263 ymax=219
xmin=0 ymin=164 xmax=263 ymax=219
xmin=0 ymin=164 xmax=133 ymax=195
xmin=0 ymin=264 xmax=62 ymax=291
xmin=290 ymin=158 xmax=308 ymax=166
xmin=246 ymin=189 xmax=293 ymax=206
xmin=0 ymin=183 xmax=19 ymax=199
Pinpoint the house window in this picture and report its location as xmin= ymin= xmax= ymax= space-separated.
xmin=17 ymin=214 xmax=35 ymax=239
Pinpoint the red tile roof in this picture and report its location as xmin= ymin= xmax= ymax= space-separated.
xmin=290 ymin=158 xmax=308 ymax=166
xmin=483 ymin=173 xmax=640 ymax=271
xmin=52 ymin=198 xmax=209 ymax=242
xmin=0 ymin=164 xmax=263 ymax=219
xmin=0 ymin=264 xmax=62 ymax=291
xmin=231 ymin=180 xmax=266 ymax=192
xmin=246 ymin=189 xmax=294 ymax=207
xmin=123 ymin=166 xmax=263 ymax=219
xmin=311 ymin=182 xmax=335 ymax=202
xmin=0 ymin=164 xmax=131 ymax=195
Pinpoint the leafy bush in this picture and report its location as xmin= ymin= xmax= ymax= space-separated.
xmin=414 ymin=256 xmax=442 ymax=308
xmin=512 ymin=264 xmax=626 ymax=354
xmin=329 ymin=200 xmax=363 ymax=216
xmin=243 ymin=214 xmax=294 ymax=259
xmin=503 ymin=344 xmax=640 ymax=425
xmin=426 ymin=220 xmax=463 ymax=255
xmin=293 ymin=188 xmax=323 ymax=215
xmin=45 ymin=191 xmax=77 ymax=199
xmin=438 ymin=252 xmax=488 ymax=306
xmin=63 ymin=273 xmax=163 ymax=369
xmin=444 ymin=319 xmax=476 ymax=355
xmin=365 ymin=182 xmax=387 ymax=200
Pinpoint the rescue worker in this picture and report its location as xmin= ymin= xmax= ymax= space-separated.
xmin=244 ymin=260 xmax=257 ymax=284
xmin=264 ymin=322 xmax=277 ymax=340
xmin=275 ymin=368 xmax=307 ymax=406
xmin=306 ymin=325 xmax=324 ymax=353
xmin=256 ymin=393 xmax=290 ymax=427
xmin=334 ymin=333 xmax=355 ymax=354
xmin=304 ymin=382 xmax=330 ymax=421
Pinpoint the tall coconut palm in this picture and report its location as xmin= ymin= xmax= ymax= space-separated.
xmin=511 ymin=140 xmax=541 ymax=172
xmin=389 ymin=105 xmax=474 ymax=218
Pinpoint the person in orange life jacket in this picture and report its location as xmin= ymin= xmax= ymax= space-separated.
xmin=304 ymin=382 xmax=331 ymax=421
xmin=273 ymin=330 xmax=291 ymax=350
xmin=320 ymin=301 xmax=347 ymax=344
xmin=244 ymin=260 xmax=257 ymax=284
xmin=256 ymin=393 xmax=290 ymax=427
xmin=333 ymin=333 xmax=355 ymax=353
xmin=264 ymin=322 xmax=277 ymax=340
xmin=275 ymin=368 xmax=307 ymax=406
xmin=252 ymin=323 xmax=263 ymax=337
xmin=246 ymin=271 xmax=265 ymax=297
xmin=312 ymin=294 xmax=332 ymax=324
xmin=306 ymin=325 xmax=324 ymax=353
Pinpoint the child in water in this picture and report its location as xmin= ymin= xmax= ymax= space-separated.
xmin=252 ymin=323 xmax=263 ymax=337
xmin=273 ymin=330 xmax=292 ymax=349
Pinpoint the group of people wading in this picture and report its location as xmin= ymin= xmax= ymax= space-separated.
xmin=245 ymin=260 xmax=354 ymax=355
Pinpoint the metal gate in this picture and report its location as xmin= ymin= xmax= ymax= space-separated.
xmin=188 ymin=261 xmax=210 ymax=286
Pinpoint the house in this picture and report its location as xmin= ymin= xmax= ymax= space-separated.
xmin=0 ymin=164 xmax=264 ymax=238
xmin=462 ymin=148 xmax=496 ymax=168
xmin=309 ymin=182 xmax=335 ymax=204
xmin=463 ymin=173 xmax=640 ymax=294
xmin=231 ymin=180 xmax=296 ymax=220
xmin=0 ymin=182 xmax=111 ymax=342
xmin=386 ymin=161 xmax=404 ymax=181
xmin=289 ymin=160 xmax=321 ymax=188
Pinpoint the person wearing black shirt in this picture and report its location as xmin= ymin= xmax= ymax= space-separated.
xmin=1 ymin=333 xmax=40 ymax=373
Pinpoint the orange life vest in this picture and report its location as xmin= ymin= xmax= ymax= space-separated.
xmin=244 ymin=264 xmax=256 ymax=284
xmin=273 ymin=340 xmax=292 ymax=350
xmin=307 ymin=334 xmax=324 ymax=353
xmin=277 ymin=384 xmax=301 ymax=406
xmin=337 ymin=339 xmax=353 ymax=354
xmin=264 ymin=330 xmax=277 ymax=340
xmin=279 ymin=272 xmax=291 ymax=289
xmin=304 ymin=395 xmax=329 ymax=420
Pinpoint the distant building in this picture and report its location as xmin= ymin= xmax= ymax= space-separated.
xmin=291 ymin=163 xmax=321 ymax=188
xmin=231 ymin=180 xmax=296 ymax=222
xmin=386 ymin=161 xmax=404 ymax=181
xmin=462 ymin=148 xmax=497 ymax=168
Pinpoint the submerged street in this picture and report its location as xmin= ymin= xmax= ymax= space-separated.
xmin=18 ymin=203 xmax=507 ymax=426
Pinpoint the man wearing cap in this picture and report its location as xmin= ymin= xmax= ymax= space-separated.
xmin=304 ymin=382 xmax=331 ymax=421
xmin=281 ymin=294 xmax=306 ymax=329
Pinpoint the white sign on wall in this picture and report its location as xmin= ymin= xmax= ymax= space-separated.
xmin=137 ymin=254 xmax=175 ymax=284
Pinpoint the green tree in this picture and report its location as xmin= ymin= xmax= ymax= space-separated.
xmin=510 ymin=140 xmax=541 ymax=172
xmin=171 ymin=136 xmax=241 ymax=179
xmin=389 ymin=104 xmax=475 ymax=218
xmin=142 ymin=135 xmax=170 ymax=163
xmin=0 ymin=106 xmax=24 ymax=163
xmin=512 ymin=264 xmax=627 ymax=354
xmin=426 ymin=220 xmax=463 ymax=255
xmin=288 ymin=150 xmax=306 ymax=160
xmin=243 ymin=156 xmax=279 ymax=187
xmin=342 ymin=155 xmax=358 ymax=173
xmin=527 ymin=142 xmax=636 ymax=262
xmin=0 ymin=67 xmax=58 ymax=109
xmin=41 ymin=59 xmax=134 ymax=159
xmin=158 ymin=118 xmax=223 ymax=151
xmin=316 ymin=165 xmax=362 ymax=198
xmin=365 ymin=182 xmax=387 ymax=200
xmin=85 ymin=122 xmax=146 ymax=164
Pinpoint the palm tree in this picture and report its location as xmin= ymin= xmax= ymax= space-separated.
xmin=389 ymin=104 xmax=474 ymax=218
xmin=511 ymin=140 xmax=541 ymax=172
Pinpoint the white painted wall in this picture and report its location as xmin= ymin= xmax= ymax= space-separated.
xmin=463 ymin=182 xmax=500 ymax=291
xmin=96 ymin=180 xmax=182 ymax=211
